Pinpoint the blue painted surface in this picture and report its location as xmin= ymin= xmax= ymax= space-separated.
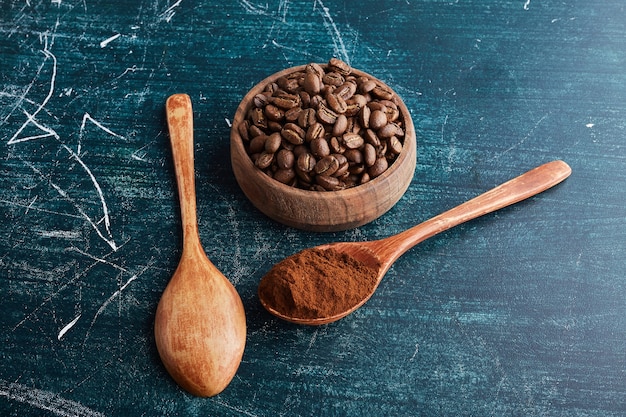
xmin=1 ymin=1 xmax=625 ymax=416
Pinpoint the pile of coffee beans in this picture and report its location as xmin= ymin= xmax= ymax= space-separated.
xmin=237 ymin=58 xmax=406 ymax=191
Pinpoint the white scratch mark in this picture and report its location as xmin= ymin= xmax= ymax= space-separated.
xmin=58 ymin=314 xmax=81 ymax=340
xmin=160 ymin=0 xmax=183 ymax=22
xmin=69 ymin=247 xmax=127 ymax=272
xmin=60 ymin=143 xmax=114 ymax=238
xmin=51 ymin=0 xmax=62 ymax=6
xmin=314 ymin=0 xmax=349 ymax=63
xmin=38 ymin=229 xmax=81 ymax=239
xmin=7 ymin=35 xmax=58 ymax=145
xmin=238 ymin=0 xmax=270 ymax=15
xmin=586 ymin=123 xmax=594 ymax=128
xmin=24 ymin=161 xmax=118 ymax=251
xmin=409 ymin=343 xmax=419 ymax=361
xmin=99 ymin=33 xmax=121 ymax=48
xmin=0 ymin=379 xmax=105 ymax=417
xmin=79 ymin=112 xmax=125 ymax=155
xmin=225 ymin=117 xmax=232 ymax=127
xmin=523 ymin=0 xmax=531 ymax=10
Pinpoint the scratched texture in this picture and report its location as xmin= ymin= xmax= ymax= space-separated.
xmin=1 ymin=0 xmax=625 ymax=416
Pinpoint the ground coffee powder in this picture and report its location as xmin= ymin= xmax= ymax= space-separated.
xmin=258 ymin=248 xmax=378 ymax=320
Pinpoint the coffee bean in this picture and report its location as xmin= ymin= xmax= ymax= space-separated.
xmin=328 ymin=58 xmax=351 ymax=76
xmin=297 ymin=152 xmax=316 ymax=172
xmin=343 ymin=133 xmax=364 ymax=150
xmin=369 ymin=157 xmax=388 ymax=178
xmin=276 ymin=149 xmax=295 ymax=169
xmin=310 ymin=137 xmax=330 ymax=157
xmin=315 ymin=174 xmax=342 ymax=191
xmin=264 ymin=132 xmax=282 ymax=153
xmin=314 ymin=155 xmax=340 ymax=176
xmin=274 ymin=168 xmax=296 ymax=185
xmin=369 ymin=109 xmax=388 ymax=130
xmin=255 ymin=152 xmax=274 ymax=169
xmin=281 ymin=123 xmax=305 ymax=145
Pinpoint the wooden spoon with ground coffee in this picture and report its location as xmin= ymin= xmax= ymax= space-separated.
xmin=258 ymin=160 xmax=571 ymax=325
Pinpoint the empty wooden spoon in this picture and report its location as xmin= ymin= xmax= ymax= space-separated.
xmin=154 ymin=94 xmax=246 ymax=396
xmin=258 ymin=160 xmax=571 ymax=325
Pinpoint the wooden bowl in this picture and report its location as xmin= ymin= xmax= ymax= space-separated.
xmin=230 ymin=64 xmax=416 ymax=232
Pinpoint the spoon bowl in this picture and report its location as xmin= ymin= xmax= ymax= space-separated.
xmin=154 ymin=94 xmax=246 ymax=396
xmin=259 ymin=160 xmax=572 ymax=325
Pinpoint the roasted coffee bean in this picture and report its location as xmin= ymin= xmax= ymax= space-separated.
xmin=363 ymin=143 xmax=377 ymax=167
xmin=332 ymin=114 xmax=348 ymax=136
xmin=281 ymin=123 xmax=305 ymax=145
xmin=298 ymin=108 xmax=317 ymax=129
xmin=369 ymin=109 xmax=388 ymax=130
xmin=317 ymin=103 xmax=338 ymax=124
xmin=303 ymin=72 xmax=322 ymax=95
xmin=335 ymin=81 xmax=357 ymax=100
xmin=297 ymin=152 xmax=316 ymax=172
xmin=326 ymin=92 xmax=347 ymax=114
xmin=371 ymin=85 xmax=394 ymax=100
xmin=359 ymin=105 xmax=371 ymax=128
xmin=274 ymin=168 xmax=296 ymax=185
xmin=343 ymin=133 xmax=364 ymax=149
xmin=344 ymin=148 xmax=363 ymax=164
xmin=272 ymin=92 xmax=300 ymax=109
xmin=249 ymin=135 xmax=267 ymax=154
xmin=328 ymin=58 xmax=351 ymax=76
xmin=253 ymin=93 xmax=270 ymax=108
xmin=238 ymin=58 xmax=407 ymax=191
xmin=369 ymin=157 xmax=388 ymax=178
xmin=276 ymin=149 xmax=295 ymax=169
xmin=377 ymin=122 xmax=397 ymax=139
xmin=310 ymin=137 xmax=330 ymax=157
xmin=255 ymin=152 xmax=274 ymax=169
xmin=314 ymin=155 xmax=340 ymax=176
xmin=315 ymin=174 xmax=342 ymax=191
xmin=389 ymin=136 xmax=403 ymax=155
xmin=306 ymin=122 xmax=325 ymax=142
xmin=265 ymin=132 xmax=282 ymax=153
xmin=284 ymin=106 xmax=302 ymax=122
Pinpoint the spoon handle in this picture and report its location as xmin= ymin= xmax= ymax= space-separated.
xmin=166 ymin=94 xmax=199 ymax=245
xmin=377 ymin=160 xmax=572 ymax=268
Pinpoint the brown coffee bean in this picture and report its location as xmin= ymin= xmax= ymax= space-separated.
xmin=326 ymin=92 xmax=347 ymax=114
xmin=315 ymin=174 xmax=342 ymax=191
xmin=281 ymin=123 xmax=305 ymax=145
xmin=359 ymin=78 xmax=377 ymax=93
xmin=369 ymin=157 xmax=388 ymax=178
xmin=329 ymin=136 xmax=344 ymax=154
xmin=317 ymin=103 xmax=338 ymax=124
xmin=322 ymin=71 xmax=345 ymax=86
xmin=305 ymin=122 xmax=325 ymax=142
xmin=369 ymin=109 xmax=388 ymax=130
xmin=298 ymin=108 xmax=317 ymax=129
xmin=303 ymin=72 xmax=322 ymax=95
xmin=310 ymin=137 xmax=330 ymax=157
xmin=251 ymin=107 xmax=267 ymax=129
xmin=314 ymin=155 xmax=339 ymax=176
xmin=328 ymin=57 xmax=351 ymax=76
xmin=253 ymin=93 xmax=270 ymax=108
xmin=276 ymin=149 xmax=295 ymax=169
xmin=389 ymin=136 xmax=403 ymax=155
xmin=264 ymin=132 xmax=282 ymax=153
xmin=344 ymin=148 xmax=363 ymax=164
xmin=284 ymin=106 xmax=302 ymax=122
xmin=363 ymin=143 xmax=377 ymax=167
xmin=272 ymin=92 xmax=300 ymax=109
xmin=371 ymin=85 xmax=394 ymax=100
xmin=343 ymin=133 xmax=364 ymax=149
xmin=297 ymin=152 xmax=316 ymax=172
xmin=255 ymin=151 xmax=274 ymax=169
xmin=335 ymin=81 xmax=357 ymax=100
xmin=377 ymin=122 xmax=397 ymax=138
xmin=359 ymin=105 xmax=371 ymax=128
xmin=249 ymin=135 xmax=267 ymax=154
xmin=238 ymin=120 xmax=250 ymax=142
xmin=274 ymin=168 xmax=296 ymax=185
xmin=332 ymin=114 xmax=348 ymax=136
